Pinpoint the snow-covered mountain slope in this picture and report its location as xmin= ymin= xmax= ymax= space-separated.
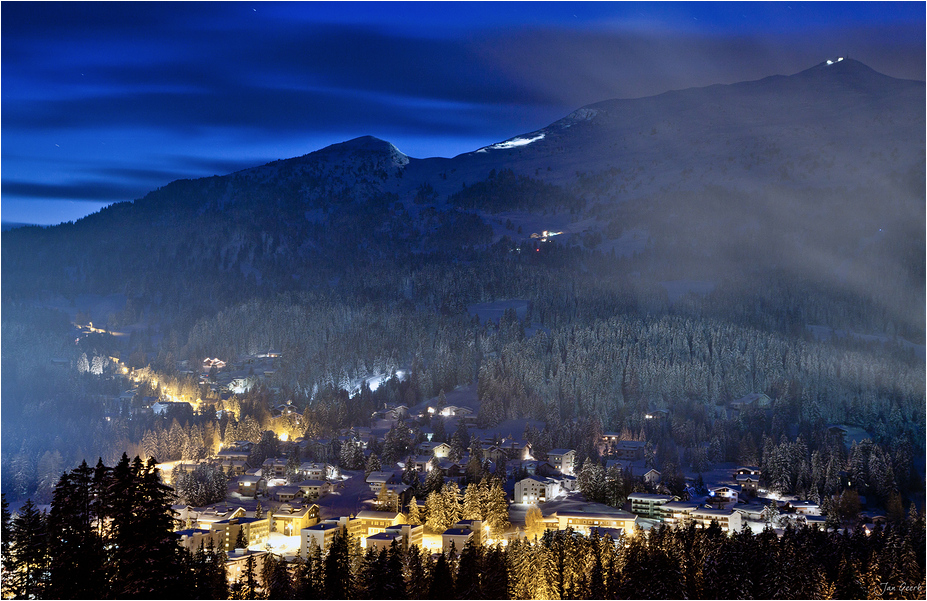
xmin=401 ymin=59 xmax=923 ymax=201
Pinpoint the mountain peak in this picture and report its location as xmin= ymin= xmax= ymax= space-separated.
xmin=786 ymin=57 xmax=908 ymax=89
xmin=316 ymin=135 xmax=409 ymax=167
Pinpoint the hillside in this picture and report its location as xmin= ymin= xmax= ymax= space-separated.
xmin=2 ymin=59 xmax=925 ymax=507
xmin=3 ymin=59 xmax=922 ymax=336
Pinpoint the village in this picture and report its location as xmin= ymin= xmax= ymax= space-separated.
xmin=113 ymin=351 xmax=864 ymax=587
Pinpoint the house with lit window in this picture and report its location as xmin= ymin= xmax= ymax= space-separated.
xmin=177 ymin=527 xmax=224 ymax=553
xmin=213 ymin=515 xmax=270 ymax=551
xmin=690 ymin=508 xmax=743 ymax=533
xmin=549 ymin=505 xmax=637 ymax=535
xmin=514 ymin=476 xmax=563 ymax=504
xmin=367 ymin=523 xmax=424 ymax=552
xmin=226 ymin=550 xmax=268 ymax=585
xmin=628 ymin=493 xmax=676 ymax=520
xmin=301 ymin=518 xmax=349 ymax=555
xmin=273 ymin=485 xmax=301 ymax=503
xmin=237 ymin=474 xmax=266 ymax=496
xmin=297 ymin=479 xmax=332 ymax=500
xmin=417 ymin=441 xmax=451 ymax=458
xmin=298 ymin=462 xmax=336 ymax=480
xmin=658 ymin=501 xmax=701 ymax=527
xmin=348 ymin=510 xmax=405 ymax=543
xmin=707 ymin=485 xmax=741 ymax=505
xmin=366 ymin=471 xmax=397 ymax=493
xmin=271 ymin=503 xmax=319 ymax=536
xmin=412 ymin=455 xmax=436 ymax=472
xmin=546 ymin=449 xmax=577 ymax=475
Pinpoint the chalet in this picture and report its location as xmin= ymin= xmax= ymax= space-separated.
xmin=800 ymin=514 xmax=827 ymax=529
xmin=375 ymin=404 xmax=409 ymax=421
xmin=195 ymin=505 xmax=247 ymax=530
xmin=273 ymin=486 xmax=301 ymax=503
xmin=735 ymin=473 xmax=760 ymax=496
xmin=349 ymin=510 xmax=405 ymax=542
xmin=788 ymin=500 xmax=821 ymax=516
xmin=628 ymin=493 xmax=676 ymax=520
xmin=510 ymin=460 xmax=556 ymax=478
xmin=605 ymin=459 xmax=661 ymax=484
xmin=547 ymin=449 xmax=576 ymax=476
xmin=708 ymin=485 xmax=741 ymax=504
xmin=480 ymin=445 xmax=508 ymax=464
xmin=272 ymin=503 xmax=319 ymax=536
xmin=366 ymin=471 xmax=398 ymax=493
xmin=435 ymin=461 xmax=462 ymax=478
xmin=261 ymin=457 xmax=288 ymax=479
xmin=644 ymin=409 xmax=669 ymax=420
xmin=237 ymin=474 xmax=265 ymax=496
xmin=417 ymin=441 xmax=451 ymax=458
xmin=733 ymin=503 xmax=767 ymax=522
xmin=217 ymin=456 xmax=248 ymax=477
xmin=297 ymin=479 xmax=332 ymax=500
xmin=412 ymin=455 xmax=437 ymax=473
xmin=298 ymin=462 xmax=336 ymax=481
xmin=612 ymin=440 xmax=646 ymax=461
xmin=514 ymin=476 xmax=563 ymax=504
xmin=728 ymin=392 xmax=771 ymax=418
xmin=498 ymin=439 xmax=532 ymax=461
xmin=733 ymin=466 xmax=761 ymax=478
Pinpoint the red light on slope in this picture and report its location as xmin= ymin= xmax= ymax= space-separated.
xmin=536 ymin=248 xmax=539 ymax=252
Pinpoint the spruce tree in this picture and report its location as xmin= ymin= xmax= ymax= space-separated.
xmin=405 ymin=545 xmax=429 ymax=600
xmin=323 ymin=529 xmax=355 ymax=599
xmin=8 ymin=498 xmax=48 ymax=600
xmin=0 ymin=494 xmax=12 ymax=600
xmin=455 ymin=538 xmax=483 ymax=599
xmin=407 ymin=496 xmax=423 ymax=526
xmin=428 ymin=552 xmax=455 ymax=599
xmin=47 ymin=461 xmax=105 ymax=599
xmin=484 ymin=480 xmax=510 ymax=537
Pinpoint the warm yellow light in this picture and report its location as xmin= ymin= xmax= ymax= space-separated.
xmin=279 ymin=433 xmax=289 ymax=442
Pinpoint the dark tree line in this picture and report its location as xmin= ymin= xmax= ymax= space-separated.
xmin=7 ymin=476 xmax=923 ymax=600
xmin=2 ymin=455 xmax=227 ymax=600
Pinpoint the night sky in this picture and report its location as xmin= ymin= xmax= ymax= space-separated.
xmin=2 ymin=2 xmax=923 ymax=226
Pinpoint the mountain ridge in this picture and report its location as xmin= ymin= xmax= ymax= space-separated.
xmin=2 ymin=59 xmax=923 ymax=339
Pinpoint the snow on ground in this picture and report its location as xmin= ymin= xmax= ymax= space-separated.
xmin=477 ymin=133 xmax=546 ymax=152
xmin=313 ymin=471 xmax=376 ymax=520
